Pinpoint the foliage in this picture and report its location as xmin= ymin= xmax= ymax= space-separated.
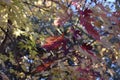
xmin=0 ymin=0 xmax=120 ymax=80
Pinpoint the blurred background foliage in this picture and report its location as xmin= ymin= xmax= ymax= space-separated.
xmin=0 ymin=0 xmax=120 ymax=80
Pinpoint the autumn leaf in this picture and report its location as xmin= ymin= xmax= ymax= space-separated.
xmin=80 ymin=42 xmax=96 ymax=57
xmin=79 ymin=9 xmax=100 ymax=40
xmin=34 ymin=61 xmax=53 ymax=73
xmin=81 ymin=43 xmax=92 ymax=50
xmin=42 ymin=34 xmax=64 ymax=50
xmin=84 ymin=22 xmax=100 ymax=40
xmin=82 ymin=8 xmax=92 ymax=17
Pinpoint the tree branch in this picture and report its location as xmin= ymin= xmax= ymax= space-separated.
xmin=0 ymin=27 xmax=9 ymax=52
xmin=0 ymin=26 xmax=14 ymax=53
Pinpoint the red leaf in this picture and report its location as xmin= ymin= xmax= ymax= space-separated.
xmin=34 ymin=61 xmax=53 ymax=73
xmin=35 ymin=65 xmax=44 ymax=72
xmin=83 ymin=8 xmax=92 ymax=16
xmin=80 ymin=42 xmax=96 ymax=57
xmin=81 ymin=43 xmax=92 ymax=50
xmin=84 ymin=22 xmax=100 ymax=40
xmin=79 ymin=9 xmax=100 ymax=40
xmin=42 ymin=34 xmax=64 ymax=50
